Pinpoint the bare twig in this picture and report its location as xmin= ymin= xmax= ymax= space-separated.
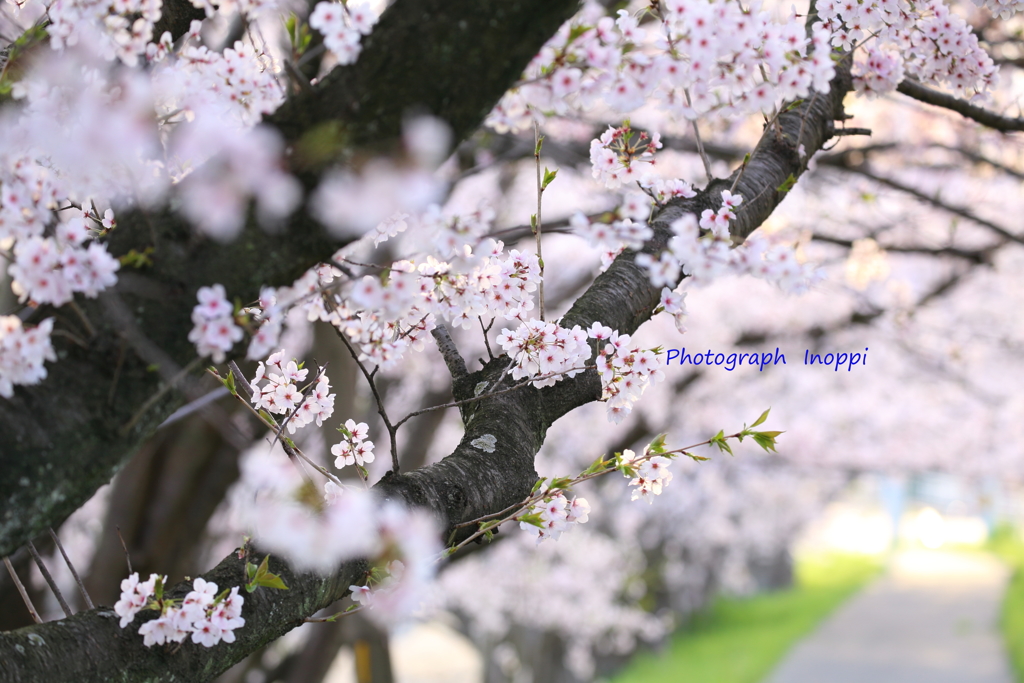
xmin=116 ymin=526 xmax=132 ymax=574
xmin=831 ymin=126 xmax=872 ymax=136
xmin=304 ymin=605 xmax=363 ymax=623
xmin=393 ymin=364 xmax=595 ymax=431
xmin=27 ymin=541 xmax=72 ymax=618
xmin=119 ymin=358 xmax=204 ymax=436
xmin=479 ymin=317 xmax=495 ymax=360
xmin=48 ymin=528 xmax=93 ymax=610
xmin=834 ymin=163 xmax=1024 ymax=246
xmin=684 ymin=89 xmax=713 ymax=183
xmin=327 ymin=307 xmax=401 ymax=474
xmin=3 ymin=556 xmax=41 ymax=624
xmin=533 ymin=121 xmax=547 ymax=321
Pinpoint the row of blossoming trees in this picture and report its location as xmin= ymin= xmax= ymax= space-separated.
xmin=1 ymin=0 xmax=1023 ymax=680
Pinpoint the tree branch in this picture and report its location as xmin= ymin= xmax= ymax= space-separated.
xmin=896 ymin=78 xmax=1024 ymax=132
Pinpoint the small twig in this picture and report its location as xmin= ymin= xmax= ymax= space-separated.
xmin=49 ymin=528 xmax=93 ymax=610
xmin=430 ymin=325 xmax=468 ymax=378
xmin=27 ymin=541 xmax=72 ymax=618
xmin=228 ymin=361 xmax=255 ymax=401
xmin=684 ymin=89 xmax=713 ymax=183
xmin=446 ymin=431 xmax=742 ymax=554
xmin=283 ymin=59 xmax=315 ymax=95
xmin=66 ymin=300 xmax=96 ymax=339
xmin=107 ymin=339 xmax=127 ymax=407
xmin=305 ymin=605 xmax=363 ymax=623
xmin=533 ymin=121 xmax=547 ymax=321
xmin=3 ymin=556 xmax=42 ymax=624
xmin=479 ymin=317 xmax=495 ymax=360
xmin=327 ymin=308 xmax=400 ymax=474
xmin=116 ymin=526 xmax=132 ymax=574
xmin=119 ymin=358 xmax=203 ymax=436
xmin=393 ymin=364 xmax=595 ymax=430
xmin=831 ymin=126 xmax=872 ymax=136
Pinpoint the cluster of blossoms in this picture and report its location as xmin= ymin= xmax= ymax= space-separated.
xmin=115 ymin=574 xmax=245 ymax=647
xmin=308 ymin=1 xmax=380 ymax=66
xmin=973 ymin=0 xmax=1024 ymax=20
xmin=189 ymin=285 xmax=244 ymax=363
xmin=852 ymin=48 xmax=905 ymax=97
xmin=497 ymin=320 xmax=592 ymax=389
xmin=249 ymin=351 xmax=335 ymax=434
xmin=347 ymin=503 xmax=439 ymax=626
xmin=636 ymin=191 xmax=821 ymax=294
xmin=8 ymin=211 xmax=120 ymax=306
xmin=234 ymin=208 xmax=542 ymax=372
xmin=327 ymin=237 xmax=539 ymax=369
xmin=331 ymin=419 xmax=375 ymax=469
xmin=588 ymin=323 xmax=665 ymax=423
xmin=237 ymin=446 xmax=440 ymax=625
xmin=519 ymin=492 xmax=591 ymax=544
xmin=46 ymin=0 xmax=161 ymax=66
xmin=0 ymin=9 xmax=301 ymax=392
xmin=570 ymin=178 xmax=697 ymax=269
xmin=589 ymin=124 xmax=662 ymax=189
xmin=0 ymin=317 xmax=55 ymax=398
xmin=819 ymin=0 xmax=997 ymax=99
xmin=245 ymin=264 xmax=339 ymax=361
xmin=487 ymin=1 xmax=835 ymax=132
xmin=619 ymin=450 xmax=674 ymax=503
xmin=656 ymin=286 xmax=689 ymax=334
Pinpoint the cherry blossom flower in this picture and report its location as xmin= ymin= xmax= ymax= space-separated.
xmin=189 ymin=285 xmax=243 ymax=363
xmin=0 ymin=317 xmax=56 ymax=398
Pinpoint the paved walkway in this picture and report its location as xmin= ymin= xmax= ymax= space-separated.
xmin=763 ymin=549 xmax=1014 ymax=683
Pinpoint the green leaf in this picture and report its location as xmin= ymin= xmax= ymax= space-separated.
xmin=535 ymin=135 xmax=545 ymax=156
xmin=750 ymin=408 xmax=770 ymax=428
xmin=646 ymin=433 xmax=669 ymax=455
xmin=682 ymin=451 xmax=710 ymax=462
xmin=776 ymin=174 xmax=797 ymax=194
xmin=750 ymin=430 xmax=784 ymax=454
xmin=710 ymin=430 xmax=734 ymax=456
xmin=254 ymin=554 xmax=270 ymax=581
xmin=542 ymin=167 xmax=558 ymax=190
xmin=117 ymin=247 xmax=154 ymax=269
xmin=257 ymin=573 xmax=289 ymax=591
xmin=583 ymin=456 xmax=609 ymax=475
xmin=517 ymin=512 xmax=544 ymax=528
xmin=548 ymin=477 xmax=572 ymax=491
xmin=531 ymin=478 xmax=547 ymax=493
xmin=223 ymin=370 xmax=237 ymax=397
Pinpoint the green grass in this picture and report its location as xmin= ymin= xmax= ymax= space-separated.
xmin=610 ymin=553 xmax=881 ymax=683
xmin=987 ymin=525 xmax=1024 ymax=683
